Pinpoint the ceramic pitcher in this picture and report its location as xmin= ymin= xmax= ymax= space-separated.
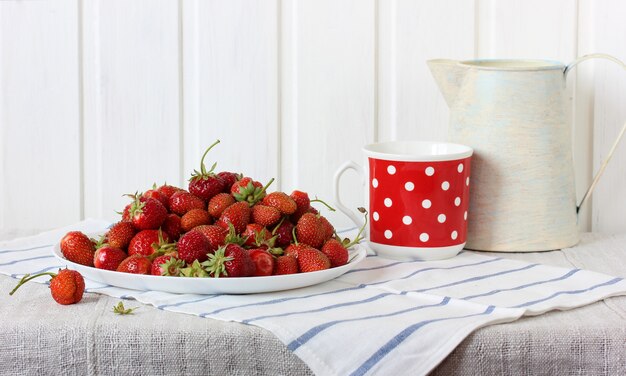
xmin=428 ymin=54 xmax=626 ymax=252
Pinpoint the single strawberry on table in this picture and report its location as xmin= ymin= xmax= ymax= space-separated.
xmin=188 ymin=140 xmax=225 ymax=201
xmin=60 ymin=231 xmax=96 ymax=267
xmin=10 ymin=268 xmax=85 ymax=305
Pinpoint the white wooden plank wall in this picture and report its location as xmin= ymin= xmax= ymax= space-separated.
xmin=1 ymin=0 xmax=625 ymax=236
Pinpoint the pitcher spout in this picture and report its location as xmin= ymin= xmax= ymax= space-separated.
xmin=427 ymin=59 xmax=466 ymax=107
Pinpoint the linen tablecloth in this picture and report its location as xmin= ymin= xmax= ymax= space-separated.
xmin=1 ymin=220 xmax=626 ymax=375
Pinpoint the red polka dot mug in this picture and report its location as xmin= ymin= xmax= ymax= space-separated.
xmin=334 ymin=141 xmax=473 ymax=260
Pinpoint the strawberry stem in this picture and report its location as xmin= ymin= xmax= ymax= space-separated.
xmin=310 ymin=197 xmax=336 ymax=212
xmin=9 ymin=272 xmax=57 ymax=296
xmin=199 ymin=140 xmax=221 ymax=175
xmin=344 ymin=207 xmax=368 ymax=248
xmin=249 ymin=177 xmax=275 ymax=204
xmin=271 ymin=216 xmax=286 ymax=235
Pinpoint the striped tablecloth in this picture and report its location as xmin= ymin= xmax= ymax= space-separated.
xmin=1 ymin=219 xmax=625 ymax=375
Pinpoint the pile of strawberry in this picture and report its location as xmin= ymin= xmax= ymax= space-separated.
xmin=60 ymin=140 xmax=364 ymax=278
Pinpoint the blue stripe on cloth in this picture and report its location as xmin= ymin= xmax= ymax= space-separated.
xmin=240 ymin=292 xmax=392 ymax=324
xmin=0 ymin=244 xmax=52 ymax=254
xmin=461 ymin=268 xmax=581 ymax=300
xmin=287 ymin=296 xmax=451 ymax=351
xmin=336 ymin=227 xmax=357 ymax=234
xmin=350 ymin=305 xmax=496 ymax=376
xmin=411 ymin=263 xmax=539 ymax=293
xmin=346 ymin=254 xmax=495 ymax=276
xmin=85 ymin=285 xmax=113 ymax=292
xmin=159 ymin=295 xmax=219 ymax=310
xmin=0 ymin=254 xmax=54 ymax=266
xmin=203 ymin=258 xmax=502 ymax=316
xmin=512 ymin=277 xmax=624 ymax=308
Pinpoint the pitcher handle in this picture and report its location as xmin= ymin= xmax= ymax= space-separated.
xmin=564 ymin=53 xmax=626 ymax=213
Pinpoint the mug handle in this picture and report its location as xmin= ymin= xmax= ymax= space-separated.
xmin=563 ymin=53 xmax=626 ymax=213
xmin=333 ymin=160 xmax=366 ymax=231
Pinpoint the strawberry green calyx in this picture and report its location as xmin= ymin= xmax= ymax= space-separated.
xmin=201 ymin=246 xmax=234 ymax=278
xmin=128 ymin=192 xmax=146 ymax=218
xmin=113 ymin=301 xmax=138 ymax=315
xmin=190 ymin=140 xmax=220 ymax=181
xmin=180 ymin=260 xmax=209 ymax=278
xmin=9 ymin=271 xmax=58 ymax=296
xmin=268 ymin=246 xmax=284 ymax=256
xmin=234 ymin=178 xmax=276 ymax=206
xmin=94 ymin=234 xmax=108 ymax=250
xmin=310 ymin=197 xmax=336 ymax=212
xmin=224 ymin=223 xmax=247 ymax=246
xmin=149 ymin=229 xmax=177 ymax=259
xmin=160 ymin=257 xmax=185 ymax=276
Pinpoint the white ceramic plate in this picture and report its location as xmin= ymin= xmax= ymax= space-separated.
xmin=52 ymin=241 xmax=366 ymax=295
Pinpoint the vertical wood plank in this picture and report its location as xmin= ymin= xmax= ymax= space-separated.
xmin=82 ymin=0 xmax=181 ymax=222
xmin=582 ymin=0 xmax=626 ymax=233
xmin=0 ymin=0 xmax=81 ymax=235
xmin=281 ymin=0 xmax=376 ymax=228
xmin=378 ymin=0 xmax=475 ymax=143
xmin=182 ymin=0 xmax=279 ymax=188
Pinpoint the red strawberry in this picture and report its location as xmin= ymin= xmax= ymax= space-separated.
xmin=284 ymin=243 xmax=316 ymax=259
xmin=208 ymin=193 xmax=235 ymax=218
xmin=129 ymin=196 xmax=167 ymax=230
xmin=189 ymin=141 xmax=225 ymax=201
xmin=274 ymin=254 xmax=298 ymax=275
xmin=177 ymin=230 xmax=210 ymax=264
xmin=60 ymin=231 xmax=96 ymax=266
xmin=50 ymin=269 xmax=85 ymax=305
xmin=106 ymin=221 xmax=136 ymax=250
xmin=297 ymin=247 xmax=331 ymax=273
xmin=295 ymin=213 xmax=325 ymax=248
xmin=151 ymin=254 xmax=184 ymax=276
xmin=248 ymin=248 xmax=275 ymax=276
xmin=162 ymin=213 xmax=182 ymax=240
xmin=290 ymin=190 xmax=311 ymax=222
xmin=143 ymin=187 xmax=169 ymax=210
xmin=10 ymin=268 xmax=85 ymax=305
xmin=121 ymin=204 xmax=132 ymax=222
xmin=117 ymin=255 xmax=152 ymax=274
xmin=263 ymin=192 xmax=297 ymax=215
xmin=181 ymin=209 xmax=212 ymax=232
xmin=217 ymin=171 xmax=241 ymax=192
xmin=217 ymin=201 xmax=251 ymax=234
xmin=251 ymin=205 xmax=281 ymax=227
xmin=193 ymin=225 xmax=227 ymax=253
xmin=203 ymin=244 xmax=254 ymax=277
xmin=169 ymin=191 xmax=205 ymax=216
xmin=321 ymin=238 xmax=348 ymax=267
xmin=157 ymin=184 xmax=182 ymax=199
xmin=274 ymin=220 xmax=295 ymax=247
xmin=128 ymin=230 xmax=170 ymax=256
xmin=242 ymin=223 xmax=271 ymax=247
xmin=231 ymin=177 xmax=273 ymax=205
xmin=319 ymin=215 xmax=335 ymax=242
xmin=94 ymin=246 xmax=127 ymax=270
